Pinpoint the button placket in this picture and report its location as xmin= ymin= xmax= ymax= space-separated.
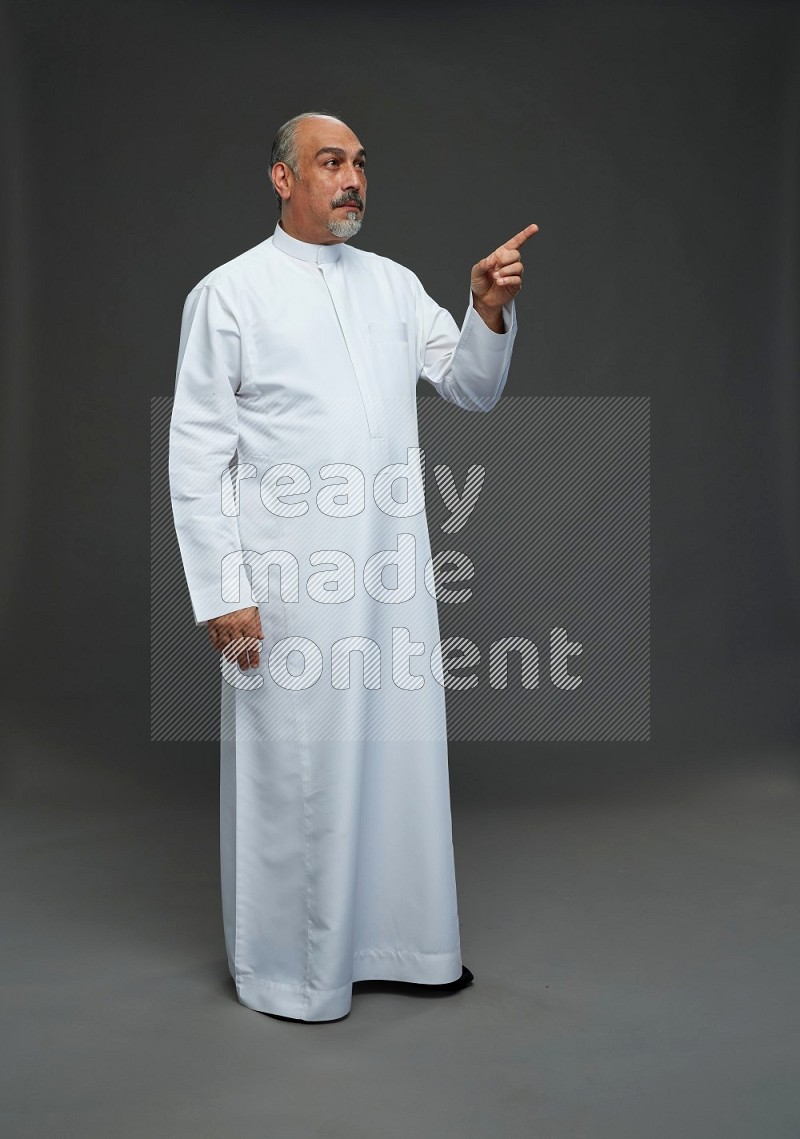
xmin=319 ymin=261 xmax=386 ymax=441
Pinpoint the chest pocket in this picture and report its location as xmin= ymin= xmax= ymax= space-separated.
xmin=367 ymin=320 xmax=413 ymax=402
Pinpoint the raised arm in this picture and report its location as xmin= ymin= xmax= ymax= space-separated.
xmin=416 ymin=223 xmax=537 ymax=411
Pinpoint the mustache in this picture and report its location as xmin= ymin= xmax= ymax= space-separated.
xmin=332 ymin=195 xmax=363 ymax=208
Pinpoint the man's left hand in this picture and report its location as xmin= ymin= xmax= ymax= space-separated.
xmin=471 ymin=223 xmax=539 ymax=327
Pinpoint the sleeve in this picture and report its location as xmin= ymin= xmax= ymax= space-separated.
xmin=416 ymin=279 xmax=518 ymax=411
xmin=168 ymin=283 xmax=255 ymax=626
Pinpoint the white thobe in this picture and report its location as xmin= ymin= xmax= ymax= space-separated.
xmin=169 ymin=220 xmax=517 ymax=1020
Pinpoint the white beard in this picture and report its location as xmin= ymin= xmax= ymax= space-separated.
xmin=327 ymin=211 xmax=362 ymax=239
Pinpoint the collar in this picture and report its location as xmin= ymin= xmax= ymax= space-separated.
xmin=271 ymin=220 xmax=344 ymax=264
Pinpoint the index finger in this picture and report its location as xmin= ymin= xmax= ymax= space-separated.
xmin=502 ymin=223 xmax=539 ymax=252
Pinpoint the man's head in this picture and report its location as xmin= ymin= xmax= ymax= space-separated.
xmin=269 ymin=112 xmax=366 ymax=245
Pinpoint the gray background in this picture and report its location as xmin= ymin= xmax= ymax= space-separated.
xmin=2 ymin=1 xmax=799 ymax=1136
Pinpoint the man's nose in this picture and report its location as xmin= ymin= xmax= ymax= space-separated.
xmin=340 ymin=164 xmax=364 ymax=192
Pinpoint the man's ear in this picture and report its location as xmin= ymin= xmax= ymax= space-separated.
xmin=271 ymin=162 xmax=293 ymax=204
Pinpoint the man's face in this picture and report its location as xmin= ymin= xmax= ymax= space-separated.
xmin=276 ymin=116 xmax=367 ymax=244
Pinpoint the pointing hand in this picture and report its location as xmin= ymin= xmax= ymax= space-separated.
xmin=471 ymin=223 xmax=539 ymax=315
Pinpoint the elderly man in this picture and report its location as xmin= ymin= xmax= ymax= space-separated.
xmin=169 ymin=111 xmax=536 ymax=1022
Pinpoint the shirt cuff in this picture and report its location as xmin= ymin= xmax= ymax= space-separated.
xmin=464 ymin=290 xmax=517 ymax=347
xmin=190 ymin=584 xmax=257 ymax=626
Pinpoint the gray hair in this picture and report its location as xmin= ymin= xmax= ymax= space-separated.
xmin=269 ymin=110 xmax=345 ymax=213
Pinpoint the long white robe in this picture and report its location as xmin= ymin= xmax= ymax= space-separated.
xmin=169 ymin=220 xmax=517 ymax=1020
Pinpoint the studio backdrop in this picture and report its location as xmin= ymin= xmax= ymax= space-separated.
xmin=1 ymin=0 xmax=797 ymax=770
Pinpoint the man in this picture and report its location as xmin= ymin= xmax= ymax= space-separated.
xmin=169 ymin=111 xmax=537 ymax=1022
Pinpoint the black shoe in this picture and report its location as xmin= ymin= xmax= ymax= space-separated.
xmin=423 ymin=965 xmax=474 ymax=991
xmin=356 ymin=965 xmax=474 ymax=994
xmin=265 ymin=1010 xmax=350 ymax=1024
